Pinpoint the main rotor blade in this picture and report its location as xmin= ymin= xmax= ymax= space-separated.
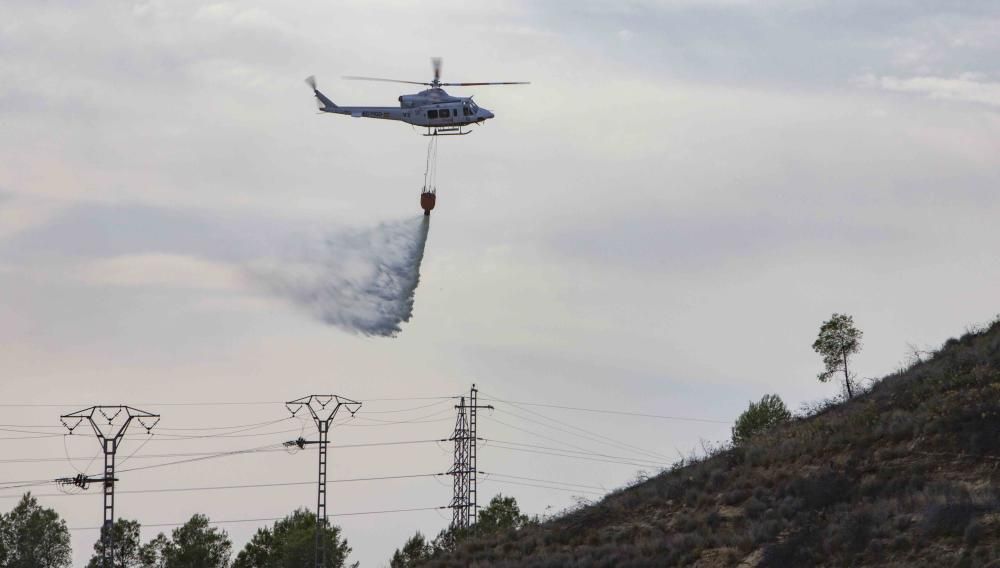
xmin=342 ymin=75 xmax=431 ymax=86
xmin=439 ymin=81 xmax=531 ymax=86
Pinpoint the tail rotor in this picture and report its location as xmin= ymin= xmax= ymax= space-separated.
xmin=304 ymin=75 xmax=337 ymax=110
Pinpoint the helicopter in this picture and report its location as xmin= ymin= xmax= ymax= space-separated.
xmin=306 ymin=58 xmax=528 ymax=136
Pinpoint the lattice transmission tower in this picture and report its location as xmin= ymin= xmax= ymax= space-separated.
xmin=449 ymin=384 xmax=492 ymax=530
xmin=285 ymin=394 xmax=361 ymax=568
xmin=59 ymin=405 xmax=159 ymax=568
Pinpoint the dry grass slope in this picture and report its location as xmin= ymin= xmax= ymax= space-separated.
xmin=423 ymin=318 xmax=1000 ymax=567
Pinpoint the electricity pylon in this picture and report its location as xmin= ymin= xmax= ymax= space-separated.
xmin=285 ymin=394 xmax=361 ymax=568
xmin=449 ymin=384 xmax=492 ymax=530
xmin=59 ymin=405 xmax=159 ymax=568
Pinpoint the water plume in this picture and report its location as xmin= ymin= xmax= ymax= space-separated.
xmin=251 ymin=215 xmax=431 ymax=337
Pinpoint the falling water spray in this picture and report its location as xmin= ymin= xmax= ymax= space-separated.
xmin=250 ymin=215 xmax=431 ymax=337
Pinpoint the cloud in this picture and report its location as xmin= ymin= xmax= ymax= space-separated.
xmin=76 ymin=253 xmax=246 ymax=290
xmin=0 ymin=202 xmax=292 ymax=262
xmin=858 ymin=73 xmax=1000 ymax=107
xmin=0 ymin=192 xmax=63 ymax=241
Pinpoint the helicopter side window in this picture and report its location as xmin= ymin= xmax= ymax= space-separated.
xmin=463 ymin=106 xmax=472 ymax=116
xmin=427 ymin=110 xmax=439 ymax=119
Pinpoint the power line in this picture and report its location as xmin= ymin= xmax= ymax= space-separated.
xmin=155 ymin=418 xmax=294 ymax=432
xmin=0 ymin=404 xmax=450 ymax=431
xmin=486 ymin=442 xmax=670 ymax=468
xmin=0 ymin=427 xmax=67 ymax=435
xmin=0 ymin=396 xmax=459 ymax=409
xmin=480 ymin=396 xmax=729 ymax=424
xmin=0 ymin=439 xmax=446 ymax=465
xmin=118 ymin=443 xmax=288 ymax=474
xmin=489 ymin=397 xmax=675 ymax=461
xmin=0 ymin=473 xmax=448 ymax=500
xmin=149 ymin=405 xmax=452 ymax=434
xmin=0 ymin=402 xmax=283 ymax=408
xmin=332 ymin=417 xmax=454 ymax=428
xmin=148 ymin=425 xmax=305 ymax=441
xmin=0 ymin=447 xmax=293 ymax=466
xmin=332 ymin=407 xmax=455 ymax=426
xmin=330 ymin=438 xmax=448 ymax=449
xmin=482 ymin=478 xmax=604 ymax=496
xmin=484 ymin=413 xmax=668 ymax=465
xmin=0 ymin=478 xmax=58 ymax=491
xmin=487 ymin=402 xmax=673 ymax=462
xmin=484 ymin=438 xmax=670 ymax=466
xmin=352 ymin=400 xmax=454 ymax=414
xmin=352 ymin=396 xmax=459 ymax=402
xmin=66 ymin=506 xmax=448 ymax=531
xmin=484 ymin=414 xmax=621 ymax=457
xmin=0 ymin=433 xmax=65 ymax=441
xmin=0 ymin=481 xmax=55 ymax=492
xmin=481 ymin=472 xmax=607 ymax=491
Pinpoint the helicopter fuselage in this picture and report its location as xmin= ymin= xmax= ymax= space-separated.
xmin=312 ymin=86 xmax=494 ymax=129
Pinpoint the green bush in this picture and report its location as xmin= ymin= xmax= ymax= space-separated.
xmin=732 ymin=394 xmax=792 ymax=445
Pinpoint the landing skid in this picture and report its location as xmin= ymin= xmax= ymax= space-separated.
xmin=424 ymin=126 xmax=471 ymax=137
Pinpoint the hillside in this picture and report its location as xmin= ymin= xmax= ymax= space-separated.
xmin=425 ymin=318 xmax=1000 ymax=567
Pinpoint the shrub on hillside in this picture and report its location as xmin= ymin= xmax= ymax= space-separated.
xmin=732 ymin=394 xmax=791 ymax=445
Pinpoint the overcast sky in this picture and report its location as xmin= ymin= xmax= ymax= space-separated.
xmin=2 ymin=0 xmax=1000 ymax=566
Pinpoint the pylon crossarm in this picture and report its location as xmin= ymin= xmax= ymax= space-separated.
xmin=286 ymin=394 xmax=363 ymax=425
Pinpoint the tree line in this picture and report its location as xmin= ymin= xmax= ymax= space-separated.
xmin=0 ymin=492 xmax=530 ymax=568
xmin=0 ymin=493 xmax=351 ymax=568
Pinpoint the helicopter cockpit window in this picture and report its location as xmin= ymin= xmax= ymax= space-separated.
xmin=427 ymin=110 xmax=439 ymax=119
xmin=463 ymin=105 xmax=473 ymax=116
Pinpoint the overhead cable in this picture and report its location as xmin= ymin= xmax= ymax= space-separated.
xmin=487 ymin=402 xmax=672 ymax=462
xmin=67 ymin=506 xmax=448 ymax=531
xmin=482 ymin=477 xmax=604 ymax=496
xmin=486 ymin=442 xmax=670 ymax=468
xmin=0 ymin=473 xmax=447 ymax=500
xmin=0 ymin=396 xmax=459 ymax=408
xmin=487 ymin=396 xmax=674 ymax=460
xmin=480 ymin=396 xmax=729 ymax=424
xmin=0 ymin=438 xmax=446 ymax=465
xmin=483 ymin=438 xmax=670 ymax=467
xmin=481 ymin=472 xmax=607 ymax=491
